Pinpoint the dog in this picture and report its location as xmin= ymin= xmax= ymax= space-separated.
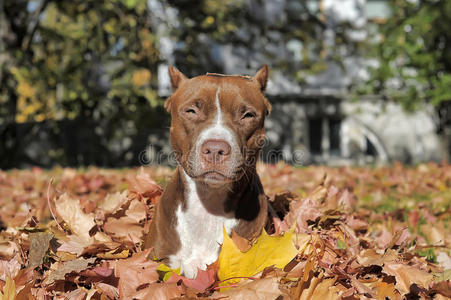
xmin=144 ymin=65 xmax=271 ymax=278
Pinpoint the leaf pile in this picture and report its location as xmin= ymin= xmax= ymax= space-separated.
xmin=0 ymin=163 xmax=450 ymax=299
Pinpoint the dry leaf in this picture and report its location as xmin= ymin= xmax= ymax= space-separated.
xmin=167 ymin=267 xmax=216 ymax=291
xmin=131 ymin=282 xmax=182 ymax=300
xmin=96 ymin=249 xmax=129 ymax=259
xmin=98 ymin=191 xmax=129 ymax=215
xmin=103 ymin=216 xmax=144 ymax=244
xmin=383 ymin=263 xmax=434 ymax=294
xmin=127 ymin=167 xmax=163 ymax=199
xmin=299 ymin=276 xmax=340 ymax=300
xmin=55 ymin=193 xmax=96 ymax=243
xmin=28 ymin=232 xmax=53 ymax=268
xmin=0 ymin=258 xmax=21 ymax=281
xmin=114 ymin=249 xmax=160 ymax=298
xmin=45 ymin=257 xmax=96 ymax=285
xmin=214 ymin=277 xmax=284 ymax=299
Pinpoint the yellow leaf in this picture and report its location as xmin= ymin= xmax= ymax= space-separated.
xmin=156 ymin=264 xmax=180 ymax=281
xmin=17 ymin=81 xmax=35 ymax=98
xmin=0 ymin=276 xmax=17 ymax=300
xmin=218 ymin=227 xmax=298 ymax=286
xmin=132 ymin=69 xmax=151 ymax=87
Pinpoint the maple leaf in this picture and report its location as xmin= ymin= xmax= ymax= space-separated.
xmin=0 ymin=257 xmax=21 ymax=282
xmin=127 ymin=167 xmax=163 ymax=200
xmin=298 ymin=276 xmax=341 ymax=300
xmin=97 ymin=191 xmax=129 ymax=215
xmin=55 ymin=193 xmax=96 ymax=243
xmin=114 ymin=249 xmax=160 ymax=298
xmin=218 ymin=227 xmax=298 ymax=285
xmin=132 ymin=282 xmax=183 ymax=300
xmin=383 ymin=263 xmax=434 ymax=295
xmin=214 ymin=277 xmax=285 ymax=299
xmin=167 ymin=267 xmax=216 ymax=291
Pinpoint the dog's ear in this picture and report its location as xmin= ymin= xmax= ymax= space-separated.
xmin=252 ymin=64 xmax=269 ymax=91
xmin=168 ymin=66 xmax=188 ymax=90
xmin=166 ymin=66 xmax=188 ymax=113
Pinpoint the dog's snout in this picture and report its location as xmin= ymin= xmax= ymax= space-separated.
xmin=201 ymin=139 xmax=231 ymax=163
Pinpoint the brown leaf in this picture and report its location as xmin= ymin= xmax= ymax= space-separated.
xmin=114 ymin=249 xmax=159 ymax=298
xmin=125 ymin=200 xmax=147 ymax=222
xmin=231 ymin=230 xmax=252 ymax=252
xmin=28 ymin=232 xmax=53 ymax=268
xmin=356 ymin=249 xmax=398 ymax=267
xmin=431 ymin=280 xmax=451 ymax=298
xmin=55 ymin=193 xmax=96 ymax=243
xmin=167 ymin=268 xmax=216 ymax=291
xmin=132 ymin=282 xmax=183 ymax=300
xmin=214 ymin=277 xmax=284 ymax=299
xmin=44 ymin=257 xmax=96 ymax=285
xmin=127 ymin=167 xmax=162 ymax=199
xmin=98 ymin=191 xmax=129 ymax=215
xmin=103 ymin=216 xmax=144 ymax=244
xmin=0 ymin=258 xmax=21 ymax=281
xmin=375 ymin=281 xmax=401 ymax=300
xmin=95 ymin=282 xmax=119 ymax=299
xmin=382 ymin=263 xmax=434 ymax=294
xmin=300 ymin=276 xmax=340 ymax=300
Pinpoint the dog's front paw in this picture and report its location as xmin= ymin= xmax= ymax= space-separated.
xmin=181 ymin=261 xmax=204 ymax=279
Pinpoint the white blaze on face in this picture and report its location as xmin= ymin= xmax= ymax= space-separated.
xmin=194 ymin=88 xmax=238 ymax=170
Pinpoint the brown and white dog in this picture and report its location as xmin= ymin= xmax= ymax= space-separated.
xmin=144 ymin=65 xmax=271 ymax=278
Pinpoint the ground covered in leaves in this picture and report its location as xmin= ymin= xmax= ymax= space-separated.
xmin=0 ymin=163 xmax=450 ymax=299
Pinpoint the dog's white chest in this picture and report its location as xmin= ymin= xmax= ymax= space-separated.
xmin=168 ymin=173 xmax=238 ymax=278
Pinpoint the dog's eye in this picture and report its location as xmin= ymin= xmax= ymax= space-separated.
xmin=185 ymin=108 xmax=197 ymax=114
xmin=242 ymin=111 xmax=256 ymax=119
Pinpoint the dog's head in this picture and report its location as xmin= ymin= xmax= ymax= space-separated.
xmin=166 ymin=66 xmax=271 ymax=188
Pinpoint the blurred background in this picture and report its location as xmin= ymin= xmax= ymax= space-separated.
xmin=0 ymin=0 xmax=450 ymax=169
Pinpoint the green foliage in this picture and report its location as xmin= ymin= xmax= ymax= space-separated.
xmin=0 ymin=0 xmax=166 ymax=167
xmin=2 ymin=0 xmax=159 ymax=124
xmin=356 ymin=0 xmax=451 ymax=110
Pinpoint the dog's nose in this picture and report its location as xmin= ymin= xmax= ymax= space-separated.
xmin=201 ymin=139 xmax=231 ymax=163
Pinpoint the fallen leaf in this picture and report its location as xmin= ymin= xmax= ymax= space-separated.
xmin=0 ymin=242 xmax=18 ymax=260
xmin=299 ymin=276 xmax=340 ymax=300
xmin=131 ymin=282 xmax=182 ymax=300
xmin=356 ymin=249 xmax=398 ymax=267
xmin=98 ymin=191 xmax=129 ymax=215
xmin=127 ymin=167 xmax=162 ymax=199
xmin=55 ymin=193 xmax=96 ymax=243
xmin=28 ymin=232 xmax=53 ymax=268
xmin=103 ymin=216 xmax=144 ymax=244
xmin=45 ymin=257 xmax=96 ymax=285
xmin=0 ymin=258 xmax=21 ymax=281
xmin=214 ymin=277 xmax=284 ymax=299
xmin=114 ymin=249 xmax=160 ymax=298
xmin=218 ymin=227 xmax=298 ymax=285
xmin=96 ymin=249 xmax=129 ymax=259
xmin=383 ymin=263 xmax=434 ymax=294
xmin=167 ymin=267 xmax=215 ymax=291
xmin=95 ymin=282 xmax=119 ymax=300
xmin=375 ymin=281 xmax=401 ymax=300
xmin=431 ymin=280 xmax=451 ymax=298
